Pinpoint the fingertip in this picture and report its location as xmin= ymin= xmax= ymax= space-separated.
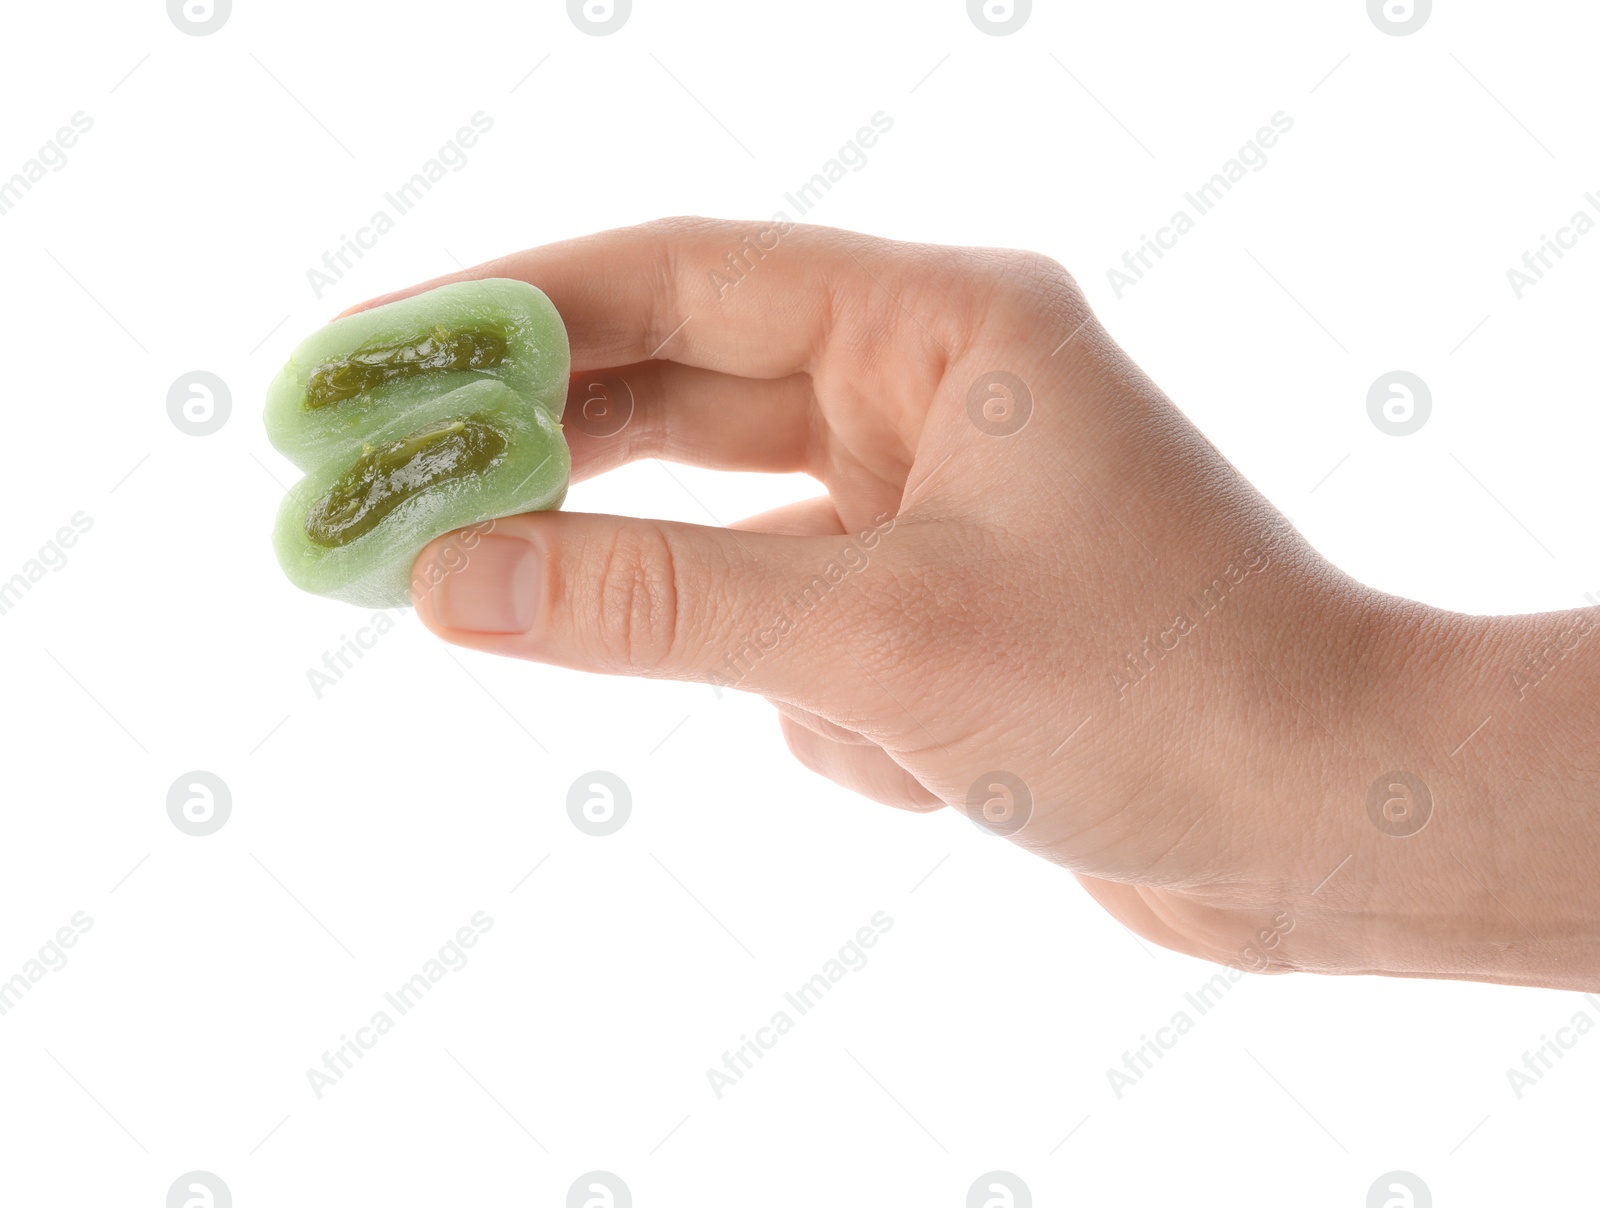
xmin=409 ymin=534 xmax=460 ymax=638
xmin=334 ymin=272 xmax=467 ymax=321
xmin=412 ymin=520 xmax=544 ymax=648
xmin=334 ymin=291 xmax=401 ymax=320
xmin=335 ymin=260 xmax=511 ymax=322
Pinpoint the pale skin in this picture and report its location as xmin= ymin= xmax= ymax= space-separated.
xmin=344 ymin=217 xmax=1600 ymax=991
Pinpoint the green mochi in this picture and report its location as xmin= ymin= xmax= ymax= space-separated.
xmin=265 ymin=278 xmax=572 ymax=609
xmin=272 ymin=379 xmax=568 ymax=608
xmin=265 ymin=278 xmax=570 ymax=470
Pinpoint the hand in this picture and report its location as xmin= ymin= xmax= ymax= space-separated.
xmin=346 ymin=217 xmax=1600 ymax=989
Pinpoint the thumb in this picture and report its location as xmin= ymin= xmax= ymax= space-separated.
xmin=411 ymin=511 xmax=860 ymax=698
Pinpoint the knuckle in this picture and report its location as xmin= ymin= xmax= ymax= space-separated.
xmin=1032 ymin=250 xmax=1078 ymax=286
xmin=590 ymin=525 xmax=683 ymax=671
xmin=1009 ymin=249 xmax=1079 ymax=294
xmin=966 ymin=248 xmax=1094 ymax=347
xmin=649 ymin=213 xmax=715 ymax=234
xmin=984 ymin=249 xmax=1085 ymax=318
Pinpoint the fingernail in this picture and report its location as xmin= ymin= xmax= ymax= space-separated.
xmin=431 ymin=534 xmax=540 ymax=633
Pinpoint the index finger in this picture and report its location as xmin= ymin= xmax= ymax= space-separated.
xmin=337 ymin=215 xmax=869 ymax=380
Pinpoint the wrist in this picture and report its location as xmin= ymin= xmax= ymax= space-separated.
xmin=1282 ymin=590 xmax=1600 ymax=987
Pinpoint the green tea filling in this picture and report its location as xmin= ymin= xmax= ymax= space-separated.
xmin=305 ymin=416 xmax=508 ymax=547
xmin=304 ymin=327 xmax=509 ymax=407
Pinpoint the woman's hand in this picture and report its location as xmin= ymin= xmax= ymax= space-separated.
xmin=345 ymin=217 xmax=1600 ymax=990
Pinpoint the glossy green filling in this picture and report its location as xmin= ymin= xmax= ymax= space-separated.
xmin=305 ymin=416 xmax=508 ymax=548
xmin=304 ymin=327 xmax=509 ymax=408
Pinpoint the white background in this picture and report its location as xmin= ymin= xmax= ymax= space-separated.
xmin=1 ymin=1 xmax=1596 ymax=1204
